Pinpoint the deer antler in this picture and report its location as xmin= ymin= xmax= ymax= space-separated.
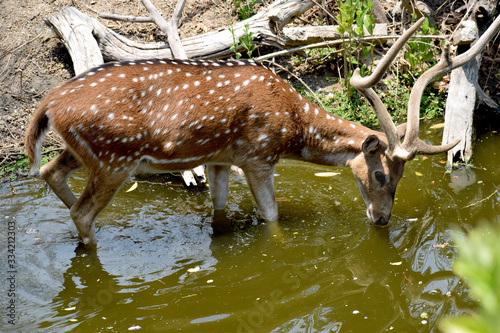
xmin=403 ymin=14 xmax=500 ymax=154
xmin=352 ymin=14 xmax=500 ymax=160
xmin=350 ymin=17 xmax=426 ymax=160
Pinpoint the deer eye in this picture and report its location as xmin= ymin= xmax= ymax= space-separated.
xmin=374 ymin=171 xmax=386 ymax=185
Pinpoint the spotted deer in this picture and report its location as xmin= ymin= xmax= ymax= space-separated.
xmin=26 ymin=16 xmax=496 ymax=245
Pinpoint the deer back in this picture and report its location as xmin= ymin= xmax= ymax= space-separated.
xmin=40 ymin=59 xmax=315 ymax=173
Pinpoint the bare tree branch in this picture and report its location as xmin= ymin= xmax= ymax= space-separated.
xmin=99 ymin=13 xmax=155 ymax=23
xmin=140 ymin=0 xmax=188 ymax=59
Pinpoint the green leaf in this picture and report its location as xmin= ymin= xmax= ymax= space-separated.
xmin=364 ymin=15 xmax=375 ymax=35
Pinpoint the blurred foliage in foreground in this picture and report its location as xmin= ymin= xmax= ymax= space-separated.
xmin=440 ymin=224 xmax=500 ymax=333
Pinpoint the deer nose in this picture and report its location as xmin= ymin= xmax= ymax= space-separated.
xmin=374 ymin=216 xmax=389 ymax=226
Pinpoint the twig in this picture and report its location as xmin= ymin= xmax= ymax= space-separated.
xmin=19 ymin=70 xmax=28 ymax=106
xmin=0 ymin=53 xmax=13 ymax=78
xmin=263 ymin=59 xmax=326 ymax=110
xmin=255 ymin=34 xmax=450 ymax=62
xmin=311 ymin=0 xmax=338 ymax=25
xmin=41 ymin=147 xmax=65 ymax=155
xmin=400 ymin=272 xmax=411 ymax=297
xmin=99 ymin=13 xmax=155 ymax=23
xmin=0 ymin=33 xmax=43 ymax=61
xmin=0 ymin=155 xmax=11 ymax=167
xmin=71 ymin=0 xmax=99 ymax=15
xmin=461 ymin=189 xmax=498 ymax=209
xmin=435 ymin=0 xmax=450 ymax=16
xmin=5 ymin=123 xmax=17 ymax=141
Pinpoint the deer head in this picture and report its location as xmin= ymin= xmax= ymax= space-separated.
xmin=348 ymin=15 xmax=500 ymax=224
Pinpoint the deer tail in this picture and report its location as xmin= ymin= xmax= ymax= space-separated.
xmin=25 ymin=105 xmax=50 ymax=176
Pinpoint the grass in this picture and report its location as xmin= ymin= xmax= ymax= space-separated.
xmin=0 ymin=149 xmax=58 ymax=181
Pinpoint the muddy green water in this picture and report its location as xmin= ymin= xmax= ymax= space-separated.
xmin=2 ymin=117 xmax=500 ymax=332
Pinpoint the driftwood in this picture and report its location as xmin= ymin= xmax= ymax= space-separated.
xmin=442 ymin=0 xmax=498 ymax=167
xmin=49 ymin=6 xmax=389 ymax=63
xmin=46 ymin=9 xmax=103 ymax=75
xmin=282 ymin=23 xmax=387 ymax=46
xmin=93 ymin=0 xmax=315 ymax=61
xmin=442 ymin=45 xmax=479 ymax=166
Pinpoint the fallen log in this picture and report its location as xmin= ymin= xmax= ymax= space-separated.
xmin=51 ymin=2 xmax=389 ymax=62
xmin=94 ymin=0 xmax=315 ymax=61
xmin=46 ymin=8 xmax=103 ymax=75
xmin=281 ymin=23 xmax=387 ymax=46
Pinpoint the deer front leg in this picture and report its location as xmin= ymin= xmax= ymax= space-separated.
xmin=40 ymin=149 xmax=82 ymax=209
xmin=207 ymin=164 xmax=230 ymax=211
xmin=242 ymin=165 xmax=278 ymax=221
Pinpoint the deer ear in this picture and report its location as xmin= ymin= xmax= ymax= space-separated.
xmin=362 ymin=135 xmax=381 ymax=155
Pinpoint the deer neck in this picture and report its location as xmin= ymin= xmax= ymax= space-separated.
xmin=290 ymin=105 xmax=384 ymax=166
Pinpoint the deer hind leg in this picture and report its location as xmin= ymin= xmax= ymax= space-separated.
xmin=70 ymin=168 xmax=133 ymax=245
xmin=207 ymin=164 xmax=231 ymax=211
xmin=242 ymin=164 xmax=278 ymax=221
xmin=40 ymin=148 xmax=82 ymax=209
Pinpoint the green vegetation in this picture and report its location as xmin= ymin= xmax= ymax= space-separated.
xmin=336 ymin=0 xmax=375 ymax=89
xmin=0 ymin=155 xmax=29 ymax=180
xmin=232 ymin=0 xmax=259 ymax=20
xmin=296 ymin=80 xmax=446 ymax=129
xmin=327 ymin=5 xmax=445 ymax=128
xmin=403 ymin=17 xmax=440 ymax=77
xmin=229 ymin=23 xmax=257 ymax=59
xmin=440 ymin=225 xmax=500 ymax=333
xmin=0 ymin=149 xmax=57 ymax=181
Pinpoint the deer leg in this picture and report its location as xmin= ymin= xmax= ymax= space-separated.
xmin=69 ymin=169 xmax=132 ymax=245
xmin=40 ymin=149 xmax=82 ymax=209
xmin=242 ymin=165 xmax=278 ymax=221
xmin=207 ymin=164 xmax=230 ymax=211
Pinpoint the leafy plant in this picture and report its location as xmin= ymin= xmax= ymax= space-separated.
xmin=0 ymin=149 xmax=58 ymax=181
xmin=336 ymin=0 xmax=375 ymax=94
xmin=404 ymin=17 xmax=439 ymax=75
xmin=295 ymin=84 xmax=393 ymax=129
xmin=294 ymin=77 xmax=444 ymax=130
xmin=232 ymin=0 xmax=259 ymax=20
xmin=229 ymin=24 xmax=242 ymax=59
xmin=440 ymin=225 xmax=500 ymax=333
xmin=229 ymin=23 xmax=257 ymax=59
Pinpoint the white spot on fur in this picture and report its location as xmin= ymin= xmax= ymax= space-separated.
xmin=304 ymin=103 xmax=310 ymax=114
xmin=258 ymin=133 xmax=268 ymax=141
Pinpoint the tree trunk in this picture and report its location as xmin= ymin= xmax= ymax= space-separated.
xmin=46 ymin=9 xmax=103 ymax=75
xmin=442 ymin=45 xmax=480 ymax=167
xmin=442 ymin=0 xmax=498 ymax=168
